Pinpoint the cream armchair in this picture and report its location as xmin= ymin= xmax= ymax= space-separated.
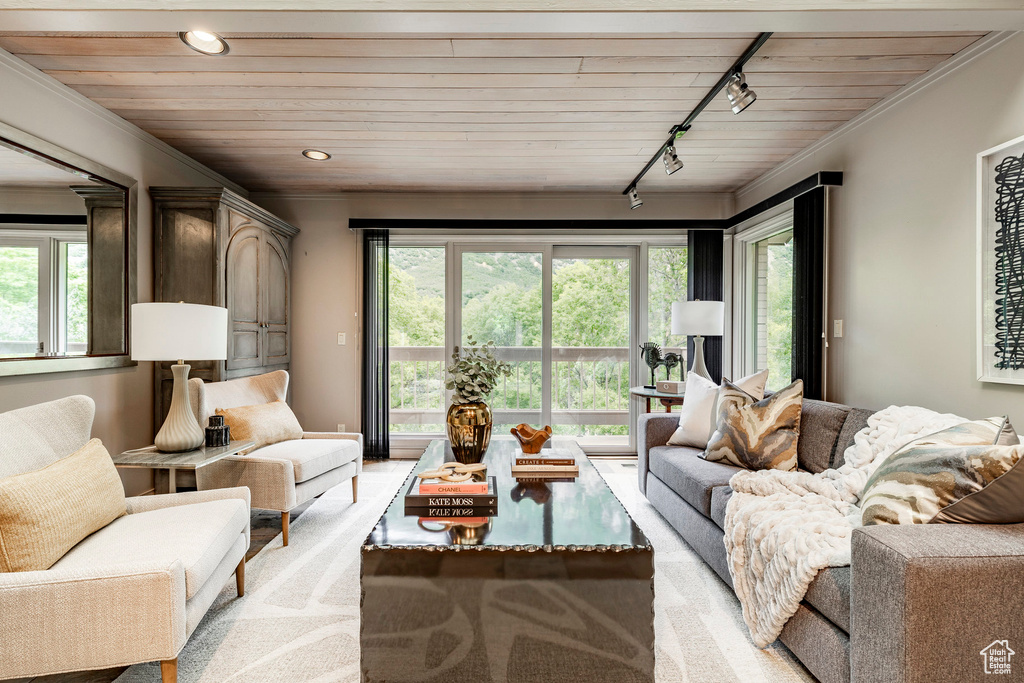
xmin=0 ymin=396 xmax=250 ymax=683
xmin=189 ymin=370 xmax=362 ymax=546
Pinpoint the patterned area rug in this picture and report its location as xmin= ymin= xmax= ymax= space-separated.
xmin=116 ymin=460 xmax=812 ymax=683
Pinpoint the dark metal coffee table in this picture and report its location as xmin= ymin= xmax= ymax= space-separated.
xmin=361 ymin=438 xmax=654 ymax=683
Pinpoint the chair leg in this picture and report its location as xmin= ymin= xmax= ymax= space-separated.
xmin=352 ymin=475 xmax=359 ymax=503
xmin=161 ymin=658 xmax=178 ymax=683
xmin=282 ymin=511 xmax=290 ymax=547
xmin=236 ymin=558 xmax=245 ymax=597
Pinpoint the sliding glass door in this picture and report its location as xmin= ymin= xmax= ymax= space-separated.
xmin=453 ymin=244 xmax=636 ymax=452
xmin=388 ymin=238 xmax=681 ymax=454
xmin=551 ymin=247 xmax=635 ymax=450
xmin=459 ymin=248 xmax=545 ymax=435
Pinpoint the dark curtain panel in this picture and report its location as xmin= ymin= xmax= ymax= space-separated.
xmin=361 ymin=229 xmax=390 ymax=459
xmin=686 ymin=229 xmax=724 ymax=383
xmin=792 ymin=187 xmax=826 ymax=400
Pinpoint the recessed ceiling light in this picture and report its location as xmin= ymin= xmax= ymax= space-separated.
xmin=179 ymin=30 xmax=229 ymax=56
xmin=302 ymin=149 xmax=331 ymax=161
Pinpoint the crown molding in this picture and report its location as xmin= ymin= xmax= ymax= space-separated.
xmin=735 ymin=30 xmax=1018 ymax=205
xmin=0 ymin=47 xmax=248 ymax=197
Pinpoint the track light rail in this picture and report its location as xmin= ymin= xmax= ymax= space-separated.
xmin=622 ymin=31 xmax=773 ymax=198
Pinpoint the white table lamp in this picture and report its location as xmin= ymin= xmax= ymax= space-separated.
xmin=671 ymin=300 xmax=724 ymax=381
xmin=132 ymin=303 xmax=228 ymax=452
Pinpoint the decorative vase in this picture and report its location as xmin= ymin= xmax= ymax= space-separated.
xmin=446 ymin=401 xmax=492 ymax=464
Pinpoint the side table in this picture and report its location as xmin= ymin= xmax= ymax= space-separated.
xmin=630 ymin=385 xmax=685 ymax=413
xmin=114 ymin=440 xmax=255 ymax=493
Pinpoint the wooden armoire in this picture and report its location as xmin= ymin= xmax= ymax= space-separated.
xmin=151 ymin=187 xmax=300 ymax=427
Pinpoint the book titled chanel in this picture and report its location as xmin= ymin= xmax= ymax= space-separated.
xmin=404 ymin=476 xmax=497 ymax=509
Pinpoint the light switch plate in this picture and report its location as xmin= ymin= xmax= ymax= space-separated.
xmin=337 ymin=332 xmax=346 ymax=345
xmin=833 ymin=320 xmax=843 ymax=338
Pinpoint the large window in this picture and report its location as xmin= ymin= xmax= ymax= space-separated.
xmin=0 ymin=230 xmax=87 ymax=357
xmin=388 ymin=246 xmax=446 ymax=433
xmin=386 ymin=239 xmax=685 ymax=454
xmin=735 ymin=213 xmax=794 ymax=391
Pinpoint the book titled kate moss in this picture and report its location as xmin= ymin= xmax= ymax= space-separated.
xmin=404 ymin=475 xmax=497 ymax=509
xmin=413 ymin=508 xmax=498 ymax=519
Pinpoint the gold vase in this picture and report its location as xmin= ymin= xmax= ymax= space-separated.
xmin=446 ymin=401 xmax=492 ymax=464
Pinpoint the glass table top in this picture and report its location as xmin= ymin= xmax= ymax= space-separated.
xmin=364 ymin=437 xmax=650 ymax=552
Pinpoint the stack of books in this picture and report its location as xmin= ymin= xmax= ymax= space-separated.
xmin=404 ymin=475 xmax=498 ymax=518
xmin=510 ymin=450 xmax=579 ymax=481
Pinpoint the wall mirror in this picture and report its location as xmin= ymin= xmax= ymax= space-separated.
xmin=0 ymin=122 xmax=136 ymax=376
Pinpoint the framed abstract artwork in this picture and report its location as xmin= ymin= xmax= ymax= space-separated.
xmin=978 ymin=133 xmax=1024 ymax=384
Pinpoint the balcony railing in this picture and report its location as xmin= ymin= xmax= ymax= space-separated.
xmin=389 ymin=345 xmax=640 ymax=429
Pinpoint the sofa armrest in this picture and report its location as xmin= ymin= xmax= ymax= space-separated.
xmin=303 ymin=431 xmax=363 ymax=448
xmin=851 ymin=523 xmax=1024 ymax=683
xmin=126 ymin=486 xmax=251 ymax=515
xmin=0 ymin=561 xmax=186 ymax=678
xmin=636 ymin=413 xmax=680 ymax=495
xmin=195 ymin=455 xmax=296 ymax=512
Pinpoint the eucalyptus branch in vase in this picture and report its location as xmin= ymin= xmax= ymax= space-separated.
xmin=445 ymin=336 xmax=513 ymax=405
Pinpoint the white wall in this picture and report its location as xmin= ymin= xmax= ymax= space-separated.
xmin=0 ymin=187 xmax=86 ymax=214
xmin=0 ymin=51 xmax=241 ymax=495
xmin=252 ymin=191 xmax=731 ymax=436
xmin=735 ymin=32 xmax=1024 ymax=424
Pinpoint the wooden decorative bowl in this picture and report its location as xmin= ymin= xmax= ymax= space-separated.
xmin=510 ymin=424 xmax=553 ymax=454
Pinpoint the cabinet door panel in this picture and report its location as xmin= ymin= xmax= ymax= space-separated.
xmin=226 ymin=228 xmax=262 ymax=370
xmin=263 ymin=234 xmax=290 ymax=366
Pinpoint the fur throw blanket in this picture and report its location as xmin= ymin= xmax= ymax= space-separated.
xmin=723 ymin=405 xmax=965 ymax=648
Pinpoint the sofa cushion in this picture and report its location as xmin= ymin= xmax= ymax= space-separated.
xmin=0 ymin=439 xmax=126 ymax=572
xmin=860 ymin=417 xmax=1024 ymax=526
xmin=798 ymin=400 xmax=851 ymax=473
xmin=217 ymin=400 xmax=304 ymax=452
xmin=255 ymin=438 xmax=361 ymax=483
xmin=710 ymin=485 xmax=732 ymax=529
xmin=52 ymin=498 xmax=247 ymax=600
xmin=705 ymin=380 xmax=804 ymax=471
xmin=804 ymin=566 xmax=851 ymax=633
xmin=648 ymin=445 xmax=742 ymax=516
xmin=833 ymin=408 xmax=874 ymax=468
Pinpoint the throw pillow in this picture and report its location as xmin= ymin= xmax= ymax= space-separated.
xmin=861 ymin=416 xmax=1024 ymax=525
xmin=0 ymin=438 xmax=126 ymax=572
xmin=704 ymin=379 xmax=804 ymax=471
xmin=666 ymin=369 xmax=769 ymax=449
xmin=216 ymin=400 xmax=303 ymax=451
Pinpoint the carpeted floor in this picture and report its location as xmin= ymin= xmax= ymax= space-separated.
xmin=113 ymin=459 xmax=813 ymax=683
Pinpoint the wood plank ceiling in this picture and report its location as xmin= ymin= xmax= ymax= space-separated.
xmin=0 ymin=32 xmax=986 ymax=194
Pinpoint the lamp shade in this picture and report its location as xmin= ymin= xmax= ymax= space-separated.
xmin=131 ymin=303 xmax=228 ymax=361
xmin=671 ymin=300 xmax=724 ymax=336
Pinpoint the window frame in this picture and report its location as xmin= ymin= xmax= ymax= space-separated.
xmin=730 ymin=209 xmax=795 ymax=379
xmin=385 ymin=233 xmax=686 ymax=456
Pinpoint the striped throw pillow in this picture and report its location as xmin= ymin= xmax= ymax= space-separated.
xmin=703 ymin=379 xmax=804 ymax=471
xmin=860 ymin=417 xmax=1024 ymax=525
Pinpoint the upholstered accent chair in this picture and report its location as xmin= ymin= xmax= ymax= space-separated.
xmin=0 ymin=395 xmax=250 ymax=683
xmin=189 ymin=370 xmax=362 ymax=546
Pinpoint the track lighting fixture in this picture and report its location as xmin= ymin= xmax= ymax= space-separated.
xmin=621 ymin=32 xmax=772 ymax=203
xmin=725 ymin=71 xmax=757 ymax=114
xmin=179 ymin=30 xmax=229 ymax=55
xmin=663 ymin=145 xmax=684 ymax=175
xmin=628 ymin=187 xmax=643 ymax=210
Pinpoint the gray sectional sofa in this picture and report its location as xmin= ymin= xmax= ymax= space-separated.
xmin=638 ymin=398 xmax=1024 ymax=683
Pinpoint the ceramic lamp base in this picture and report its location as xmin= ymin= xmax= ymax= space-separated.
xmin=689 ymin=334 xmax=713 ymax=381
xmin=155 ymin=362 xmax=205 ymax=453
